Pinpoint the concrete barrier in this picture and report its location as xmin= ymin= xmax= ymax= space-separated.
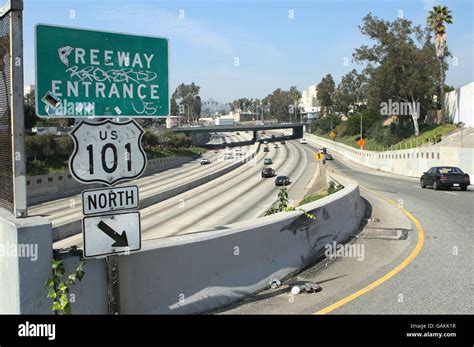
xmin=305 ymin=133 xmax=474 ymax=178
xmin=0 ymin=209 xmax=52 ymax=313
xmin=113 ymin=174 xmax=364 ymax=314
xmin=27 ymin=156 xmax=197 ymax=205
xmin=2 ymin=171 xmax=364 ymax=314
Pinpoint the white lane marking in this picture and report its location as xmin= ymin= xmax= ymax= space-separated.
xmin=443 ymin=191 xmax=458 ymax=195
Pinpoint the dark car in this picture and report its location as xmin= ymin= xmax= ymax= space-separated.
xmin=325 ymin=153 xmax=333 ymax=160
xmin=275 ymin=176 xmax=290 ymax=186
xmin=420 ymin=166 xmax=470 ymax=191
xmin=262 ymin=167 xmax=275 ymax=178
xmin=319 ymin=147 xmax=327 ymax=154
xmin=281 ymin=140 xmax=286 ymax=145
xmin=263 ymin=146 xmax=270 ymax=152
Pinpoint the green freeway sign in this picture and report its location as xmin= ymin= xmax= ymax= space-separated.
xmin=35 ymin=24 xmax=169 ymax=118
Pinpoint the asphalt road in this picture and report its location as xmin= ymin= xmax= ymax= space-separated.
xmin=55 ymin=136 xmax=318 ymax=248
xmin=29 ymin=132 xmax=252 ymax=231
xmin=222 ymin=138 xmax=473 ymax=314
xmin=320 ymin=147 xmax=474 ymax=313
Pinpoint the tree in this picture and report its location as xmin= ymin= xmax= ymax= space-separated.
xmin=288 ymin=86 xmax=302 ymax=122
xmin=427 ymin=5 xmax=453 ymax=125
xmin=262 ymin=88 xmax=295 ymax=122
xmin=171 ymin=83 xmax=201 ymax=123
xmin=317 ymin=74 xmax=336 ymax=116
xmin=24 ymin=91 xmax=39 ymax=129
xmin=333 ymin=69 xmax=367 ymax=115
xmin=353 ymin=13 xmax=440 ymax=136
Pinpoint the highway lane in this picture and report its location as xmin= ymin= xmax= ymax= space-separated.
xmin=29 ymin=132 xmax=252 ymax=230
xmin=55 ymin=138 xmax=317 ymax=248
xmin=307 ymin=139 xmax=474 ymax=313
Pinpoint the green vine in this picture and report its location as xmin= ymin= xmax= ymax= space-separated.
xmin=44 ymin=254 xmax=86 ymax=315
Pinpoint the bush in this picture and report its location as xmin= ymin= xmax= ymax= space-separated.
xmin=311 ymin=114 xmax=341 ymax=134
xmin=345 ymin=110 xmax=379 ymax=137
xmin=25 ymin=134 xmax=56 ymax=159
xmin=368 ymin=122 xmax=398 ymax=146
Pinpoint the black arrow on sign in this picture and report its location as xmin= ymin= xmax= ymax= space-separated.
xmin=97 ymin=221 xmax=129 ymax=247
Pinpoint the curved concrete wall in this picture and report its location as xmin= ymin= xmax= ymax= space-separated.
xmin=305 ymin=133 xmax=474 ymax=177
xmin=115 ymin=174 xmax=365 ymax=314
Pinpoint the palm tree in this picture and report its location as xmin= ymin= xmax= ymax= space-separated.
xmin=427 ymin=5 xmax=453 ymax=125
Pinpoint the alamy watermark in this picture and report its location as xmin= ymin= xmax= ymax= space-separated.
xmin=324 ymin=241 xmax=365 ymax=261
xmin=380 ymin=99 xmax=420 ymax=118
xmin=0 ymin=241 xmax=38 ymax=261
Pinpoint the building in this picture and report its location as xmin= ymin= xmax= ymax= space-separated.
xmin=24 ymin=84 xmax=35 ymax=96
xmin=299 ymin=84 xmax=321 ymax=119
xmin=445 ymin=82 xmax=474 ymax=128
xmin=166 ymin=116 xmax=181 ymax=128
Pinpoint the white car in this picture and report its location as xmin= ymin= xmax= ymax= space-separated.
xmin=300 ymin=138 xmax=307 ymax=144
xmin=223 ymin=154 xmax=233 ymax=160
xmin=263 ymin=140 xmax=268 ymax=144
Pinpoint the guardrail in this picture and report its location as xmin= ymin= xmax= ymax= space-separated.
xmin=58 ymin=172 xmax=365 ymax=314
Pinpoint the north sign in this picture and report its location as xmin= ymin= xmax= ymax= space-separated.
xmin=35 ymin=24 xmax=169 ymax=117
xmin=83 ymin=211 xmax=141 ymax=258
xmin=82 ymin=185 xmax=139 ymax=215
xmin=69 ymin=120 xmax=147 ymax=186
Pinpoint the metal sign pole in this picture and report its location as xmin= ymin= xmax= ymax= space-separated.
xmin=9 ymin=0 xmax=26 ymax=217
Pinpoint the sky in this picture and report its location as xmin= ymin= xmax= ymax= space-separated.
xmin=23 ymin=0 xmax=473 ymax=103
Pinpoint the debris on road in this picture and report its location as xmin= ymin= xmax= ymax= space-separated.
xmin=269 ymin=279 xmax=281 ymax=289
xmin=290 ymin=281 xmax=322 ymax=295
xmin=291 ymin=286 xmax=301 ymax=295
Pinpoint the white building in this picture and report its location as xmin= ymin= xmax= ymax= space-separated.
xmin=24 ymin=84 xmax=35 ymax=96
xmin=299 ymin=84 xmax=321 ymax=119
xmin=445 ymin=82 xmax=474 ymax=128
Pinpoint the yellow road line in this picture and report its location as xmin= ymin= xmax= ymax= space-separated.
xmin=314 ymin=187 xmax=425 ymax=315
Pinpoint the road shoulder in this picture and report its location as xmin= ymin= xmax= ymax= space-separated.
xmin=218 ymin=186 xmax=416 ymax=314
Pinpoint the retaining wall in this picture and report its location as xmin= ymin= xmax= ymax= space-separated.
xmin=305 ymin=133 xmax=474 ymax=178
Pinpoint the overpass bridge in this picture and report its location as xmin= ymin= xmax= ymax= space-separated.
xmin=170 ymin=123 xmax=304 ymax=142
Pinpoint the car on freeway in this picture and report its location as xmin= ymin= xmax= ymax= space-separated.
xmin=236 ymin=132 xmax=240 ymax=135
xmin=263 ymin=147 xmax=270 ymax=152
xmin=300 ymin=138 xmax=307 ymax=144
xmin=200 ymin=158 xmax=211 ymax=165
xmin=420 ymin=166 xmax=470 ymax=191
xmin=319 ymin=147 xmax=327 ymax=154
xmin=274 ymin=143 xmax=279 ymax=148
xmin=325 ymin=153 xmax=333 ymax=160
xmin=281 ymin=140 xmax=286 ymax=145
xmin=275 ymin=175 xmax=291 ymax=186
xmin=264 ymin=158 xmax=273 ymax=165
xmin=235 ymin=149 xmax=243 ymax=156
xmin=261 ymin=167 xmax=276 ymax=178
xmin=223 ymin=153 xmax=233 ymax=160
xmin=263 ymin=140 xmax=268 ymax=144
